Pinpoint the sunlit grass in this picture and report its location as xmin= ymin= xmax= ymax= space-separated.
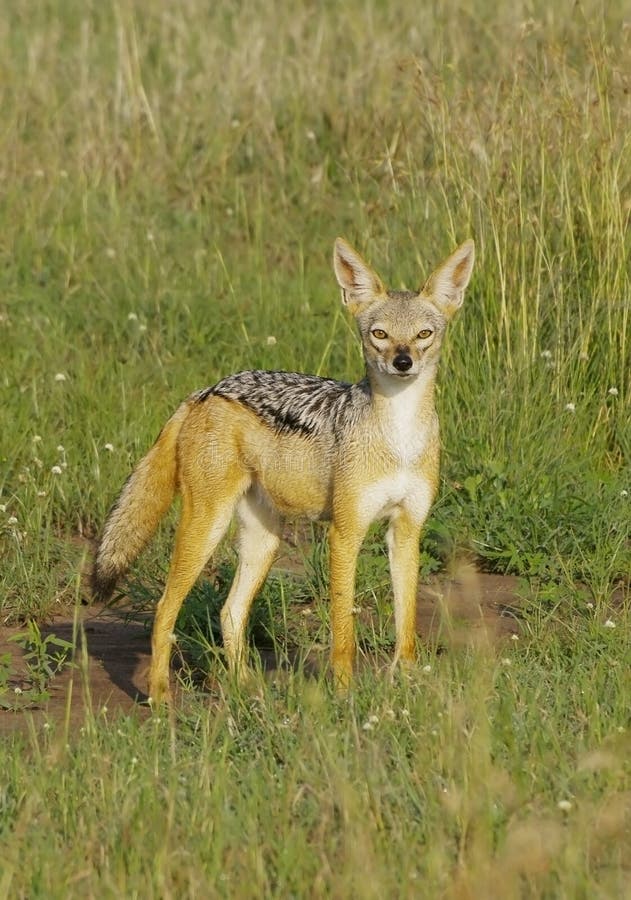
xmin=1 ymin=610 xmax=630 ymax=896
xmin=1 ymin=2 xmax=628 ymax=619
xmin=0 ymin=1 xmax=629 ymax=893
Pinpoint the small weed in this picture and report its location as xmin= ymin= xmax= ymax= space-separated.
xmin=1 ymin=621 xmax=74 ymax=708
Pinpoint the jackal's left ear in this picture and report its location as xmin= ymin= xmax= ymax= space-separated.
xmin=422 ymin=239 xmax=475 ymax=318
xmin=333 ymin=238 xmax=385 ymax=313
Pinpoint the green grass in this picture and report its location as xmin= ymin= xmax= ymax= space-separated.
xmin=1 ymin=622 xmax=630 ymax=897
xmin=0 ymin=0 xmax=629 ymax=894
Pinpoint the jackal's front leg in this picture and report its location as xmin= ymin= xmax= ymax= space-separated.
xmin=328 ymin=521 xmax=365 ymax=691
xmin=386 ymin=511 xmax=422 ymax=669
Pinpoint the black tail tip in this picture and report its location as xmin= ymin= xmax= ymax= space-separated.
xmin=90 ymin=563 xmax=118 ymax=604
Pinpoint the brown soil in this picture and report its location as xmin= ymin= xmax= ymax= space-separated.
xmin=0 ymin=611 xmax=153 ymax=735
xmin=0 ymin=570 xmax=523 ymax=735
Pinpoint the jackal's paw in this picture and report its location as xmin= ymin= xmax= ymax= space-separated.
xmin=229 ymin=663 xmax=257 ymax=690
xmin=331 ymin=659 xmax=353 ymax=695
xmin=148 ymin=674 xmax=172 ymax=708
xmin=388 ymin=654 xmax=417 ymax=682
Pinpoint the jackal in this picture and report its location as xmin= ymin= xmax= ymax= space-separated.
xmin=92 ymin=237 xmax=474 ymax=704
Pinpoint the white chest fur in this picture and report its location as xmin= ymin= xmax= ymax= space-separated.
xmin=357 ymin=374 xmax=437 ymax=525
xmin=377 ymin=372 xmax=435 ymax=466
xmin=360 ymin=470 xmax=433 ymax=526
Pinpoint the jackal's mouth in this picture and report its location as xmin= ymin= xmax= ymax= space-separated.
xmin=377 ymin=361 xmax=415 ymax=379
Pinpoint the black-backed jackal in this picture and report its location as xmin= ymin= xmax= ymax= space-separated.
xmin=93 ymin=237 xmax=475 ymax=704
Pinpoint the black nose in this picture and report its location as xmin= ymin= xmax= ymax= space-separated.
xmin=393 ymin=353 xmax=413 ymax=372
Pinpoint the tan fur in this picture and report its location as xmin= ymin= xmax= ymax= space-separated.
xmin=92 ymin=401 xmax=191 ymax=601
xmin=93 ymin=237 xmax=474 ymax=704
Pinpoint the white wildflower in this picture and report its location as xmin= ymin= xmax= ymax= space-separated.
xmin=32 ymin=434 xmax=42 ymax=443
xmin=564 ymin=402 xmax=576 ymax=413
xmin=519 ymin=18 xmax=539 ymax=37
xmin=266 ymin=335 xmax=277 ymax=346
xmin=540 ymin=349 xmax=552 ymax=360
xmin=54 ymin=373 xmax=67 ymax=382
xmin=620 ymin=490 xmax=628 ymax=498
xmin=105 ymin=247 xmax=116 ymax=259
xmin=422 ymin=664 xmax=432 ymax=673
xmin=557 ymin=799 xmax=572 ymax=812
xmin=127 ymin=312 xmax=138 ymax=321
xmin=604 ymin=619 xmax=616 ymax=629
xmin=361 ymin=715 xmax=379 ymax=732
xmin=104 ymin=443 xmax=114 ymax=452
xmin=51 ymin=465 xmax=63 ymax=475
xmin=7 ymin=516 xmax=18 ymax=525
xmin=608 ymin=387 xmax=618 ymax=396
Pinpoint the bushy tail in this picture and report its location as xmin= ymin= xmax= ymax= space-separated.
xmin=91 ymin=401 xmax=191 ymax=601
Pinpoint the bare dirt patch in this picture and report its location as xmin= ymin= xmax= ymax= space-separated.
xmin=0 ymin=572 xmax=523 ymax=735
xmin=418 ymin=570 xmax=523 ymax=647
xmin=0 ymin=609 xmax=152 ymax=735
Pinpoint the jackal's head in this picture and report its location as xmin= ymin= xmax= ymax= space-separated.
xmin=333 ymin=237 xmax=474 ymax=381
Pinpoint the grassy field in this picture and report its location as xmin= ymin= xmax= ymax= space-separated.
xmin=0 ymin=0 xmax=630 ymax=895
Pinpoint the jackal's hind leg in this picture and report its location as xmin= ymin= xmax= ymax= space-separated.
xmin=149 ymin=491 xmax=239 ymax=706
xmin=220 ymin=490 xmax=282 ymax=681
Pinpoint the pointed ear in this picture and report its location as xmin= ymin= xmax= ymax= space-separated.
xmin=333 ymin=238 xmax=385 ymax=313
xmin=422 ymin=239 xmax=475 ymax=318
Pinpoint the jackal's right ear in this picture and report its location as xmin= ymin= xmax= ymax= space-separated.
xmin=421 ymin=239 xmax=475 ymax=319
xmin=333 ymin=238 xmax=385 ymax=313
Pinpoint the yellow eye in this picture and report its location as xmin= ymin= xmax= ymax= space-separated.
xmin=371 ymin=328 xmax=388 ymax=340
xmin=418 ymin=329 xmax=433 ymax=339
